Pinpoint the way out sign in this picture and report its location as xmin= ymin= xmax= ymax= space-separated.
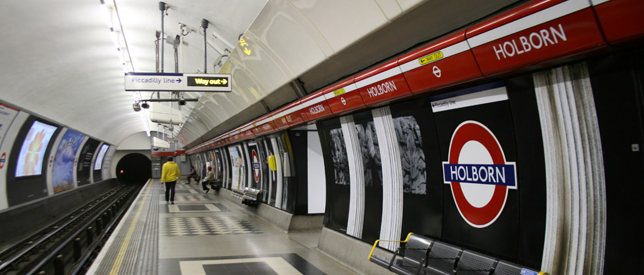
xmin=124 ymin=73 xmax=231 ymax=92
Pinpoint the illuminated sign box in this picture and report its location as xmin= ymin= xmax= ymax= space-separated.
xmin=187 ymin=76 xmax=229 ymax=87
xmin=125 ymin=73 xmax=231 ymax=92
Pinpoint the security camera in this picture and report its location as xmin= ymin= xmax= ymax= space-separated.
xmin=133 ymin=102 xmax=141 ymax=112
xmin=178 ymin=100 xmax=186 ymax=106
xmin=152 ymin=146 xmax=159 ymax=151
xmin=141 ymin=102 xmax=150 ymax=109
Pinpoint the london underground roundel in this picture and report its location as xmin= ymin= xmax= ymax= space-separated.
xmin=252 ymin=150 xmax=261 ymax=183
xmin=442 ymin=121 xmax=517 ymax=228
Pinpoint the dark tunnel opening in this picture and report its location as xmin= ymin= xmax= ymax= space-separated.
xmin=116 ymin=153 xmax=151 ymax=185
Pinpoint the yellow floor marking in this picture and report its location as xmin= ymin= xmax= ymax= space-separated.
xmin=109 ymin=179 xmax=153 ymax=275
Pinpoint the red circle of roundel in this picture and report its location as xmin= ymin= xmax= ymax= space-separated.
xmin=252 ymin=150 xmax=260 ymax=183
xmin=0 ymin=152 xmax=6 ymax=169
xmin=448 ymin=121 xmax=508 ymax=228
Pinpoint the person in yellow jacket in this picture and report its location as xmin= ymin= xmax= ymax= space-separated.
xmin=161 ymin=156 xmax=181 ymax=204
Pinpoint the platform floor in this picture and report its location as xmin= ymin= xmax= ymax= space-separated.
xmin=87 ymin=180 xmax=358 ymax=275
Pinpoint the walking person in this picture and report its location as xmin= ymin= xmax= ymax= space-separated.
xmin=202 ymin=166 xmax=215 ymax=194
xmin=161 ymin=156 xmax=181 ymax=204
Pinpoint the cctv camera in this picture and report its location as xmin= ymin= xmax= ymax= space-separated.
xmin=141 ymin=102 xmax=150 ymax=109
xmin=133 ymin=103 xmax=141 ymax=112
xmin=152 ymin=146 xmax=159 ymax=151
xmin=179 ymin=100 xmax=186 ymax=106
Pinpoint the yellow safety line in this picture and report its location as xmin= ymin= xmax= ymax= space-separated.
xmin=109 ymin=179 xmax=153 ymax=275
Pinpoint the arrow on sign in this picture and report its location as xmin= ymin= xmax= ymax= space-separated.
xmin=221 ymin=79 xmax=228 ymax=85
xmin=177 ymin=78 xmax=182 ymax=83
xmin=244 ymin=48 xmax=251 ymax=55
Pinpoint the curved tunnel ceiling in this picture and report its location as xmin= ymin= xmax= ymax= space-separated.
xmin=0 ymin=0 xmax=267 ymax=146
xmin=1 ymin=0 xmax=522 ymax=149
xmin=176 ymin=0 xmax=523 ymax=148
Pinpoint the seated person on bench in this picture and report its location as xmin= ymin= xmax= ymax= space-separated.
xmin=202 ymin=166 xmax=216 ymax=194
xmin=187 ymin=166 xmax=198 ymax=184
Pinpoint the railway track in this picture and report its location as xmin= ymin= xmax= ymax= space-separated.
xmin=0 ymin=184 xmax=142 ymax=275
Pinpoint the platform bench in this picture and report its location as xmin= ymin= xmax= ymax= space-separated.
xmin=369 ymin=233 xmax=550 ymax=275
xmin=241 ymin=188 xmax=261 ymax=207
xmin=423 ymin=240 xmax=463 ymax=275
xmin=369 ymin=233 xmax=433 ymax=275
xmin=209 ymin=179 xmax=221 ymax=191
xmin=231 ymin=188 xmax=245 ymax=200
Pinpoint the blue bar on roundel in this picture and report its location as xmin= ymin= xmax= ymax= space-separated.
xmin=442 ymin=163 xmax=516 ymax=187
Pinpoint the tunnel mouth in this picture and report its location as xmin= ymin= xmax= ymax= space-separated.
xmin=116 ymin=153 xmax=151 ymax=184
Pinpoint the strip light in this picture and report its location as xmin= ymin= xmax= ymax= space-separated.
xmin=100 ymin=0 xmax=133 ymax=73
xmin=100 ymin=0 xmax=149 ymax=137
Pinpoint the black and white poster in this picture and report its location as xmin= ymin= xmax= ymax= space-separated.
xmin=390 ymin=97 xmax=444 ymax=240
xmin=318 ymin=118 xmax=350 ymax=234
xmin=355 ymin=118 xmax=382 ymax=187
xmin=329 ymin=128 xmax=349 ymax=186
xmin=393 ymin=116 xmax=426 ymax=195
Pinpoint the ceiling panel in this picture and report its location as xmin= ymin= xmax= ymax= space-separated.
xmin=288 ymin=0 xmax=390 ymax=52
xmin=248 ymin=1 xmax=329 ymax=75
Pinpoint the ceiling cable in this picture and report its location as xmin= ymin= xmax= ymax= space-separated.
xmin=112 ymin=0 xmax=134 ymax=72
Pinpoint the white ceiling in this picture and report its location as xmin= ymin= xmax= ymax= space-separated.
xmin=1 ymin=0 xmax=520 ymax=149
xmin=0 ymin=0 xmax=267 ymax=145
xmin=173 ymin=0 xmax=520 ymax=148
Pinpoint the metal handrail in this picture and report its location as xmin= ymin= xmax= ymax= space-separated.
xmin=368 ymin=232 xmax=414 ymax=261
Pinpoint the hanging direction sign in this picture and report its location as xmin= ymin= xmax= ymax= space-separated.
xmin=124 ymin=73 xmax=231 ymax=92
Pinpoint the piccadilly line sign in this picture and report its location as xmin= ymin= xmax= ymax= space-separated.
xmin=124 ymin=72 xmax=231 ymax=92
